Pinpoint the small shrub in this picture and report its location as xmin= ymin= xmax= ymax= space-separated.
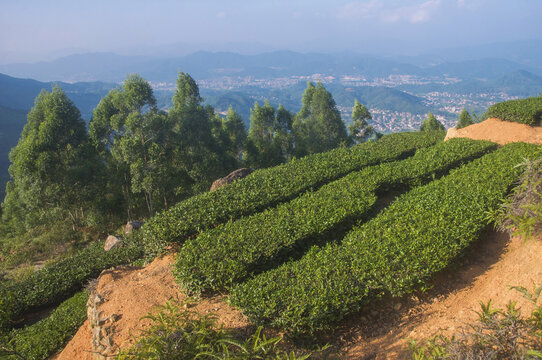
xmin=497 ymin=158 xmax=542 ymax=240
xmin=409 ymin=285 xmax=542 ymax=360
xmin=116 ymin=300 xmax=310 ymax=360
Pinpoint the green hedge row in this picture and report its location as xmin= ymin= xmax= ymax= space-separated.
xmin=230 ymin=142 xmax=540 ymax=334
xmin=484 ymin=96 xmax=542 ymax=126
xmin=142 ymin=132 xmax=444 ymax=257
xmin=0 ymin=291 xmax=88 ymax=360
xmin=174 ymin=139 xmax=497 ymax=294
xmin=0 ymin=237 xmax=143 ymax=330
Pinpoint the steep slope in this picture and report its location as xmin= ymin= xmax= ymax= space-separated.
xmin=341 ymin=232 xmax=542 ymax=359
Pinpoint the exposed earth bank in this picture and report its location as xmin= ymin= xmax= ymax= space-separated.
xmin=444 ymin=117 xmax=542 ymax=145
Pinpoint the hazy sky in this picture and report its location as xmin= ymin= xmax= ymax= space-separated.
xmin=1 ymin=0 xmax=541 ymax=64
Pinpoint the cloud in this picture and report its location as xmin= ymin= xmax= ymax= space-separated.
xmin=337 ymin=0 xmax=442 ymax=24
xmin=336 ymin=0 xmax=383 ymax=20
xmin=382 ymin=0 xmax=441 ymax=24
xmin=216 ymin=11 xmax=227 ymax=18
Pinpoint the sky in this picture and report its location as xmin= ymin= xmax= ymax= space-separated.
xmin=1 ymin=0 xmax=541 ymax=64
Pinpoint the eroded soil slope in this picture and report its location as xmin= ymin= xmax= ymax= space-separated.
xmin=445 ymin=118 xmax=542 ymax=145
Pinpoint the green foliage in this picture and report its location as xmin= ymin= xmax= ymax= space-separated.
xmin=409 ymin=285 xmax=542 ymax=359
xmin=420 ymin=112 xmax=445 ymax=131
xmin=497 ymin=158 xmax=542 ymax=239
xmin=2 ymin=86 xmax=102 ymax=231
xmin=175 ymin=139 xmax=496 ymax=294
xmin=168 ymin=71 xmax=234 ymax=199
xmin=230 ymin=142 xmax=540 ymax=335
xmin=484 ymin=95 xmax=542 ymax=126
xmin=0 ymin=236 xmax=143 ymax=328
xmin=246 ymin=101 xmax=293 ymax=168
xmin=89 ymin=74 xmax=163 ymax=218
xmin=142 ymin=131 xmax=444 ymax=258
xmin=222 ymin=106 xmax=248 ymax=165
xmin=116 ymin=300 xmax=310 ymax=360
xmin=292 ymin=82 xmax=349 ymax=156
xmin=456 ymin=108 xmax=474 ymax=129
xmin=0 ymin=221 xmax=85 ymax=272
xmin=348 ymin=99 xmax=376 ymax=144
xmin=0 ymin=291 xmax=88 ymax=360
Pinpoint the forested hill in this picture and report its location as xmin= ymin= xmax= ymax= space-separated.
xmin=0 ymin=73 xmax=116 ymax=119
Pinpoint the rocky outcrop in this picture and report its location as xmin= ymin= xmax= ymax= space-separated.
xmin=86 ymin=275 xmax=123 ymax=359
xmin=210 ymin=168 xmax=253 ymax=191
xmin=103 ymin=235 xmax=122 ymax=251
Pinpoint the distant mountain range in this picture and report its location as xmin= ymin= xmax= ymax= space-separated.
xmin=1 ymin=40 xmax=542 ymax=198
xmin=2 ymin=41 xmax=542 ymax=83
xmin=399 ymin=69 xmax=542 ymax=97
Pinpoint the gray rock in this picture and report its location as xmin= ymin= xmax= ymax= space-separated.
xmin=210 ymin=168 xmax=253 ymax=191
xmin=104 ymin=235 xmax=122 ymax=251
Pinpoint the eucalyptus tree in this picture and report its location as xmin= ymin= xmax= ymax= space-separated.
xmin=293 ymin=82 xmax=348 ymax=156
xmin=246 ymin=101 xmax=293 ymax=168
xmin=168 ymin=71 xmax=231 ymax=196
xmin=456 ymin=108 xmax=474 ymax=129
xmin=420 ymin=112 xmax=445 ymax=131
xmin=348 ymin=99 xmax=376 ymax=144
xmin=2 ymin=86 xmax=101 ymax=230
xmin=221 ymin=106 xmax=247 ymax=166
xmin=89 ymin=74 xmax=168 ymax=218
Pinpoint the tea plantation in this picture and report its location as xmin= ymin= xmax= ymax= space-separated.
xmin=2 ymin=130 xmax=540 ymax=359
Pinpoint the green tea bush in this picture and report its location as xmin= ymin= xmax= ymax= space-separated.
xmin=142 ymin=132 xmax=444 ymax=258
xmin=175 ymin=139 xmax=496 ymax=294
xmin=0 ymin=291 xmax=88 ymax=360
xmin=0 ymin=235 xmax=142 ymax=329
xmin=231 ymin=143 xmax=540 ymax=335
xmin=484 ymin=96 xmax=542 ymax=126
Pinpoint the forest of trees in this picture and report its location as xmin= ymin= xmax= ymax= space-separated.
xmin=0 ymin=72 xmax=376 ymax=238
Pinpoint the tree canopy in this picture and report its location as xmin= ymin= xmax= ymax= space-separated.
xmin=2 ymin=86 xmax=100 ymax=230
xmin=348 ymin=99 xmax=377 ymax=144
xmin=293 ymin=82 xmax=348 ymax=156
xmin=456 ymin=108 xmax=474 ymax=129
xmin=420 ymin=112 xmax=445 ymax=131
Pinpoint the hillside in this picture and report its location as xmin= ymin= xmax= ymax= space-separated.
xmin=0 ymin=73 xmax=116 ymax=119
xmin=1 ymin=121 xmax=541 ymax=360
